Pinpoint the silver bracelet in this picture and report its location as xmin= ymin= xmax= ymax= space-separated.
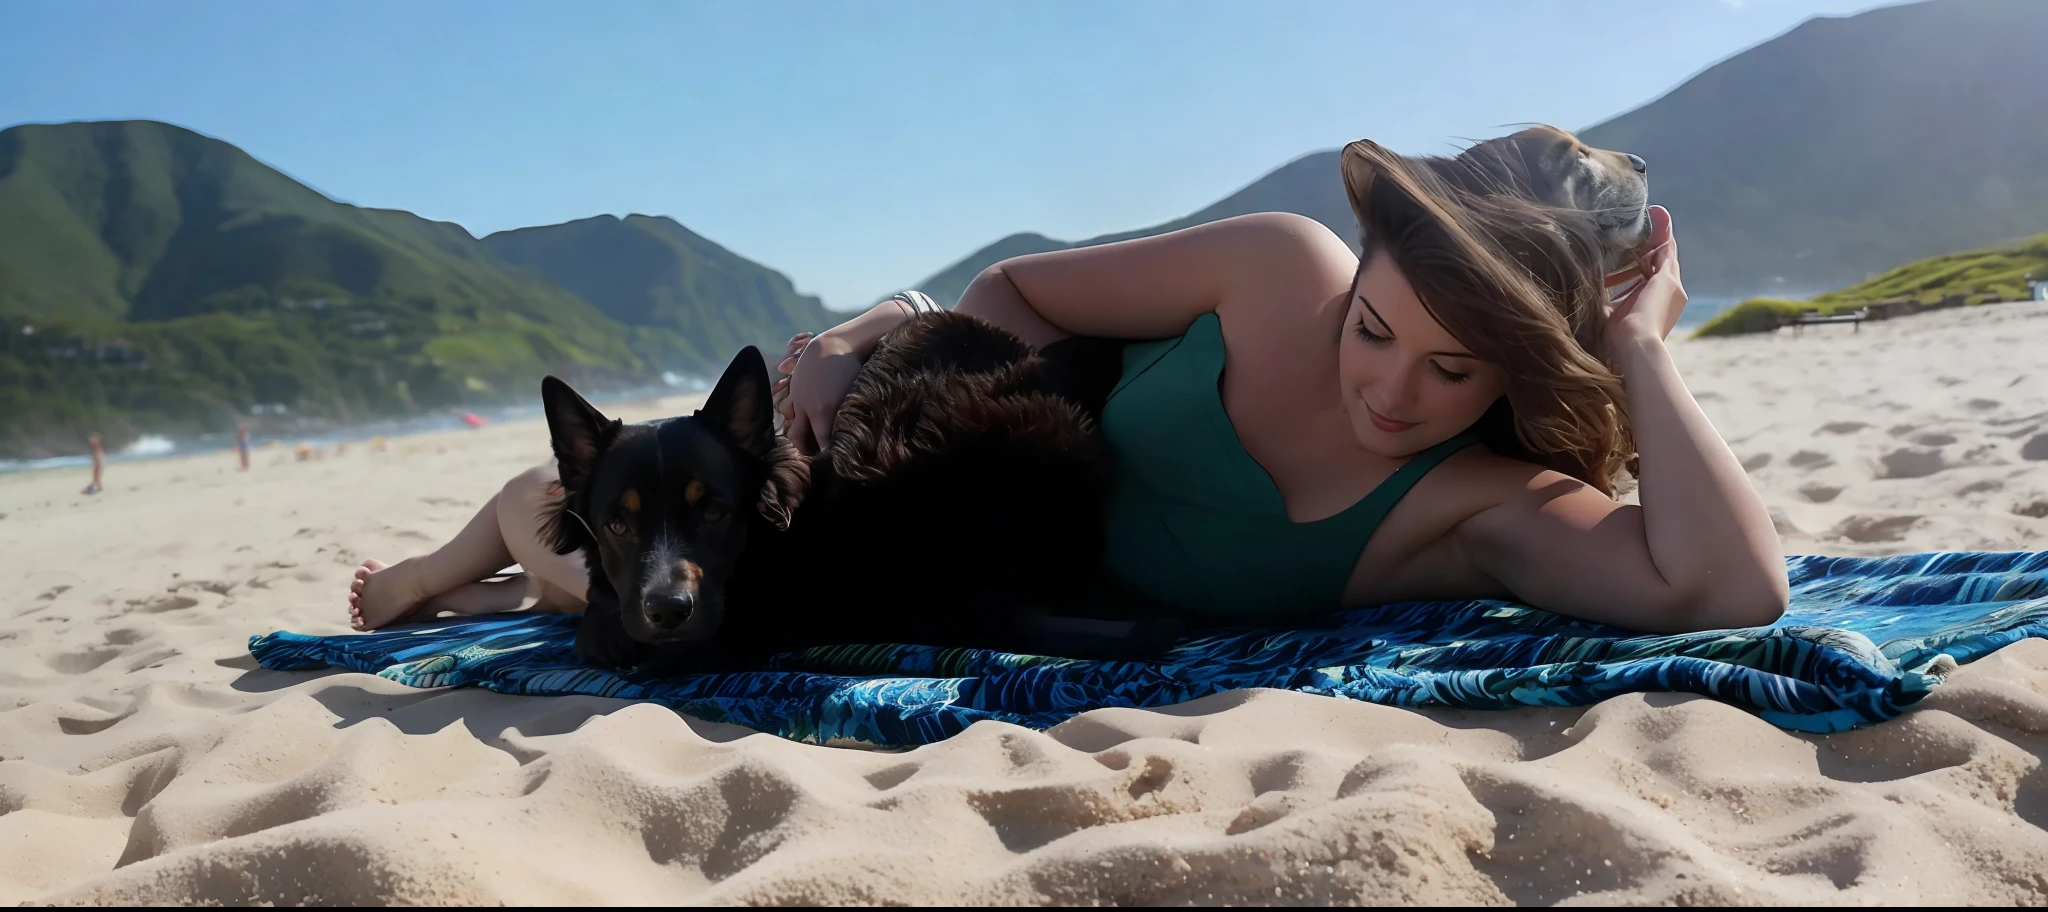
xmin=890 ymin=290 xmax=942 ymax=318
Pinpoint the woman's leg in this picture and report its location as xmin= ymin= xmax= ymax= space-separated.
xmin=347 ymin=462 xmax=586 ymax=629
xmin=411 ymin=576 xmax=533 ymax=618
xmin=495 ymin=463 xmax=589 ymax=604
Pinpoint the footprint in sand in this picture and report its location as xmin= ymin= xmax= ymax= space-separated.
xmin=1877 ymin=448 xmax=1948 ymax=479
xmin=1959 ymin=479 xmax=2003 ymax=495
xmin=47 ymin=646 xmax=123 ymax=675
xmin=54 ymin=697 xmax=141 ymax=735
xmin=2022 ymin=433 xmax=2048 ymax=461
xmin=1936 ymin=376 xmax=1967 ymax=387
xmin=1740 ymin=453 xmax=1772 ymax=472
xmin=1818 ymin=421 xmax=1869 ymax=435
xmin=129 ymin=594 xmax=199 ymax=614
xmin=2014 ymin=501 xmax=2048 ymax=519
xmin=1968 ymin=398 xmax=2002 ymax=411
xmin=173 ymin=579 xmax=236 ymax=596
xmin=1912 ymin=432 xmax=1959 ymax=447
xmin=1798 ymin=483 xmax=1844 ymax=503
xmin=1834 ymin=514 xmax=1922 ymax=543
xmin=1788 ymin=450 xmax=1833 ymax=469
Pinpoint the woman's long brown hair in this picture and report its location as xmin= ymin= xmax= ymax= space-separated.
xmin=1340 ymin=139 xmax=1636 ymax=495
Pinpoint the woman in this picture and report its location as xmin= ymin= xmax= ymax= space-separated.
xmin=349 ymin=140 xmax=1787 ymax=635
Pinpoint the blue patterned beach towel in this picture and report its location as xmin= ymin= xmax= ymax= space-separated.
xmin=251 ymin=551 xmax=2048 ymax=748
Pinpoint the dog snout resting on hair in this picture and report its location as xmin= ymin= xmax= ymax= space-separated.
xmin=1418 ymin=124 xmax=1654 ymax=272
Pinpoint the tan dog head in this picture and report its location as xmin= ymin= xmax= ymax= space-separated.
xmin=1352 ymin=124 xmax=1653 ymax=274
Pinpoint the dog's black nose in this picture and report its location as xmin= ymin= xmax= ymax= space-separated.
xmin=647 ymin=595 xmax=694 ymax=630
xmin=1625 ymin=153 xmax=1647 ymax=174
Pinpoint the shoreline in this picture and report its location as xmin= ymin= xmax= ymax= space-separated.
xmin=0 ymin=382 xmax=712 ymax=478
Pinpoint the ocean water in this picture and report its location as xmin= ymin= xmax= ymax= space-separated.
xmin=0 ymin=379 xmax=711 ymax=477
xmin=1676 ymin=295 xmax=1745 ymax=332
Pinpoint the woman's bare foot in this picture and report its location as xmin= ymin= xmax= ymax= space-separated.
xmin=348 ymin=558 xmax=434 ymax=630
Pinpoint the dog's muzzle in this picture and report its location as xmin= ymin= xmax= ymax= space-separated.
xmin=645 ymin=592 xmax=694 ymax=632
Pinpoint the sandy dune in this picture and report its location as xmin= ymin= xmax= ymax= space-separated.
xmin=3 ymin=302 xmax=2047 ymax=904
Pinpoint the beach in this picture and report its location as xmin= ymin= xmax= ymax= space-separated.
xmin=3 ymin=300 xmax=2047 ymax=904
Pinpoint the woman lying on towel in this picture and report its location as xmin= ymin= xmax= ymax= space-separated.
xmin=346 ymin=139 xmax=1789 ymax=636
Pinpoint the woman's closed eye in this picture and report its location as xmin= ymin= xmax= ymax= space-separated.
xmin=1353 ymin=318 xmax=1392 ymax=345
xmin=1357 ymin=317 xmax=1472 ymax=384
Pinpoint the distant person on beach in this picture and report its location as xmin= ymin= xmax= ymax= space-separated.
xmin=237 ymin=426 xmax=251 ymax=472
xmin=346 ymin=135 xmax=1789 ymax=639
xmin=81 ymin=434 xmax=103 ymax=495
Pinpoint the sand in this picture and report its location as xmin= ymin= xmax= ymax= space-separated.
xmin=3 ymin=301 xmax=2047 ymax=905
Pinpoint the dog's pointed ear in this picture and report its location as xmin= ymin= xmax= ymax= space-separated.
xmin=696 ymin=347 xmax=775 ymax=458
xmin=542 ymin=376 xmax=620 ymax=490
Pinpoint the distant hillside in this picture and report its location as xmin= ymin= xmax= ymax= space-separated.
xmin=902 ymin=0 xmax=2048 ymax=304
xmin=1694 ymin=231 xmax=2048 ymax=336
xmin=0 ymin=121 xmax=810 ymax=458
xmin=483 ymin=214 xmax=834 ymax=374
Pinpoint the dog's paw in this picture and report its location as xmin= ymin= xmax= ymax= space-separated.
xmin=574 ymin=613 xmax=647 ymax=669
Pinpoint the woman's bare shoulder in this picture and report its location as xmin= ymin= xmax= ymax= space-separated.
xmin=1429 ymin=444 xmax=1634 ymax=562
xmin=1426 ymin=445 xmax=1600 ymax=525
xmin=1210 ymin=213 xmax=1358 ymax=328
xmin=1351 ymin=445 xmax=1575 ymax=604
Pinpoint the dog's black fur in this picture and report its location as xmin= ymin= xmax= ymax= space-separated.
xmin=542 ymin=311 xmax=1164 ymax=671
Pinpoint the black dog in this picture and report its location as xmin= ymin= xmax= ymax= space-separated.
xmin=541 ymin=311 xmax=1167 ymax=671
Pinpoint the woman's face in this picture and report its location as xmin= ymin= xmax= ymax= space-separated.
xmin=1337 ymin=251 xmax=1506 ymax=457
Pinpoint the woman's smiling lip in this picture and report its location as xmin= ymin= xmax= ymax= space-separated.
xmin=1366 ymin=403 xmax=1417 ymax=433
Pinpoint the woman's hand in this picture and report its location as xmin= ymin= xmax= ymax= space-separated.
xmin=771 ymin=331 xmax=811 ymax=424
xmin=1604 ymin=205 xmax=1685 ymax=361
xmin=780 ymin=330 xmax=864 ymax=456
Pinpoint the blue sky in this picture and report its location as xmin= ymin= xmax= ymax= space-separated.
xmin=4 ymin=0 xmax=1891 ymax=310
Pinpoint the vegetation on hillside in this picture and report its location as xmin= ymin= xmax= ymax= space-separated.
xmin=1692 ymin=232 xmax=2048 ymax=337
xmin=482 ymin=214 xmax=834 ymax=370
xmin=0 ymin=121 xmax=827 ymax=458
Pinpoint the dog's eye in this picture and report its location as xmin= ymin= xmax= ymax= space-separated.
xmin=604 ymin=518 xmax=630 ymax=536
xmin=702 ymin=505 xmax=728 ymax=523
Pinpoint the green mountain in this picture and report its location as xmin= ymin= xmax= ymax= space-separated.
xmin=0 ymin=121 xmax=820 ymax=458
xmin=482 ymin=214 xmax=834 ymax=377
xmin=901 ymin=0 xmax=2048 ymax=304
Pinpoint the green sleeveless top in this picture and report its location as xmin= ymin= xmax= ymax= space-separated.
xmin=1098 ymin=312 xmax=1479 ymax=619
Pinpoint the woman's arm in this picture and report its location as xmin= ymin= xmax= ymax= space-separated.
xmin=780 ymin=212 xmax=1346 ymax=451
xmin=1454 ymin=341 xmax=1788 ymax=633
xmin=955 ymin=211 xmax=1348 ymax=347
xmin=1455 ymin=208 xmax=1788 ymax=632
xmin=807 ymin=211 xmax=1335 ymax=357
